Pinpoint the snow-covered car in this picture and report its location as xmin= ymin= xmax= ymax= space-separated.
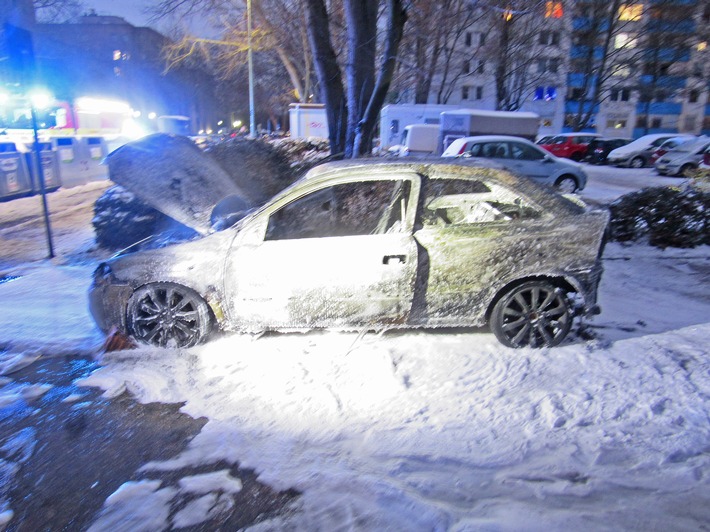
xmin=89 ymin=149 xmax=609 ymax=350
xmin=441 ymin=135 xmax=588 ymax=193
xmin=649 ymin=135 xmax=696 ymax=165
xmin=606 ymin=133 xmax=680 ymax=168
xmin=654 ymin=136 xmax=710 ymax=176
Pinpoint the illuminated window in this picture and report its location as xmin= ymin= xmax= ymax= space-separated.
xmin=619 ymin=4 xmax=643 ymax=21
xmin=113 ymin=50 xmax=122 ymax=61
xmin=545 ymin=1 xmax=563 ymax=18
xmin=606 ymin=119 xmax=627 ymax=129
xmin=615 ymin=33 xmax=637 ymax=49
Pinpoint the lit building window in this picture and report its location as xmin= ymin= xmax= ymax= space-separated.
xmin=545 ymin=1 xmax=563 ymax=18
xmin=113 ymin=50 xmax=122 ymax=61
xmin=615 ymin=33 xmax=637 ymax=49
xmin=606 ymin=119 xmax=627 ymax=129
xmin=618 ymin=4 xmax=643 ymax=21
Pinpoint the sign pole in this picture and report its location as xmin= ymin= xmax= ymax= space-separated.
xmin=30 ymin=106 xmax=55 ymax=259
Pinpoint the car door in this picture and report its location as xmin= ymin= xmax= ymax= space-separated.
xmin=412 ymin=175 xmax=549 ymax=326
xmin=224 ymin=174 xmax=421 ymax=330
xmin=505 ymin=141 xmax=550 ymax=180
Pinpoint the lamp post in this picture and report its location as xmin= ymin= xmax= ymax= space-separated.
xmin=29 ymin=91 xmax=55 ymax=259
xmin=247 ymin=0 xmax=256 ymax=137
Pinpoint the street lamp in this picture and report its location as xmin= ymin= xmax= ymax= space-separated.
xmin=28 ymin=89 xmax=55 ymax=258
xmin=247 ymin=0 xmax=256 ymax=137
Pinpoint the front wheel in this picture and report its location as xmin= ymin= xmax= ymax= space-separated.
xmin=554 ymin=175 xmax=578 ymax=194
xmin=490 ymin=281 xmax=573 ymax=348
xmin=629 ymin=156 xmax=645 ymax=169
xmin=127 ymin=282 xmax=212 ymax=348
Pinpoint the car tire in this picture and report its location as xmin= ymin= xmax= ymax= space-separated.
xmin=490 ymin=280 xmax=573 ymax=348
xmin=127 ymin=282 xmax=213 ymax=348
xmin=554 ymin=175 xmax=578 ymax=194
xmin=630 ymin=156 xmax=645 ymax=169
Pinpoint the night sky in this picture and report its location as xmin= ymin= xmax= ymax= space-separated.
xmin=83 ymin=0 xmax=215 ymax=37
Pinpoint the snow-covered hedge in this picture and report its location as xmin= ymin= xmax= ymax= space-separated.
xmin=609 ymin=177 xmax=710 ymax=249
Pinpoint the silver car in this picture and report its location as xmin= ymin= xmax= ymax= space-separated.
xmin=441 ymin=135 xmax=587 ymax=193
xmin=89 ymin=142 xmax=608 ymax=349
xmin=655 ymin=137 xmax=710 ymax=176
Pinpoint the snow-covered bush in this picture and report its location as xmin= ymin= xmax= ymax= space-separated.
xmin=609 ymin=181 xmax=710 ymax=249
xmin=92 ymin=186 xmax=198 ymax=250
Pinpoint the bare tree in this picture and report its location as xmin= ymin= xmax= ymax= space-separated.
xmin=305 ymin=0 xmax=407 ymax=157
xmin=33 ymin=0 xmax=84 ymax=22
xmin=479 ymin=0 xmax=556 ymax=111
xmin=150 ymin=0 xmax=315 ymax=105
xmin=634 ymin=0 xmax=699 ymax=134
xmin=392 ymin=0 xmax=486 ymax=104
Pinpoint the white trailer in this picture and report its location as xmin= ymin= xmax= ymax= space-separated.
xmin=288 ymin=103 xmax=329 ymax=140
xmin=379 ymin=104 xmax=462 ymax=149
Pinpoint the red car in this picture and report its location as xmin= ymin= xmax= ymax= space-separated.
xmin=538 ymin=133 xmax=601 ymax=161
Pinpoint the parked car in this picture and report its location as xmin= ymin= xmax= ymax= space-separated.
xmin=649 ymin=135 xmax=697 ymax=165
xmin=89 ymin=146 xmax=609 ymax=350
xmin=441 ymin=135 xmax=587 ymax=193
xmin=654 ymin=137 xmax=710 ymax=176
xmin=606 ymin=133 xmax=680 ymax=168
xmin=584 ymin=138 xmax=632 ymax=165
xmin=537 ymin=133 xmax=602 ymax=161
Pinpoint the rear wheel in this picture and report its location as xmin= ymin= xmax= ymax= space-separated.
xmin=629 ymin=156 xmax=645 ymax=169
xmin=127 ymin=282 xmax=212 ymax=348
xmin=554 ymin=175 xmax=578 ymax=194
xmin=490 ymin=281 xmax=573 ymax=348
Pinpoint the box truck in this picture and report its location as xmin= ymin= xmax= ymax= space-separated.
xmin=438 ymin=109 xmax=540 ymax=153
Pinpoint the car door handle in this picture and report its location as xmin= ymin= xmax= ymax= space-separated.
xmin=383 ymin=254 xmax=406 ymax=265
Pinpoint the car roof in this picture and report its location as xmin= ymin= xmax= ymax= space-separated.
xmin=299 ymin=159 xmax=585 ymax=215
xmin=447 ymin=135 xmax=537 ymax=144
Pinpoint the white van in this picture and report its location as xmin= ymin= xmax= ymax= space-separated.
xmin=391 ymin=124 xmax=439 ymax=157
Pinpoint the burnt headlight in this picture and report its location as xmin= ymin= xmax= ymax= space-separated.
xmin=92 ymin=262 xmax=113 ymax=285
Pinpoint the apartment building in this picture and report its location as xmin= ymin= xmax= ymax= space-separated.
xmin=411 ymin=0 xmax=709 ymax=139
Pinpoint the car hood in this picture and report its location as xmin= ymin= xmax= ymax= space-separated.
xmin=105 ymin=133 xmax=251 ymax=235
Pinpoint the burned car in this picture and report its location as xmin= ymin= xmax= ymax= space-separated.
xmin=89 ymin=151 xmax=609 ymax=349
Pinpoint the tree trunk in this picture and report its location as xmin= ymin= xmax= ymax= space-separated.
xmin=303 ymin=0 xmax=347 ymax=155
xmin=352 ymin=0 xmax=407 ymax=156
xmin=344 ymin=0 xmax=378 ymax=157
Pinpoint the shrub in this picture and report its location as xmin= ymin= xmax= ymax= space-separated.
xmin=608 ymin=181 xmax=710 ymax=249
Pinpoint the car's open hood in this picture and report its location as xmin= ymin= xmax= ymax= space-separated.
xmin=105 ymin=134 xmax=251 ymax=234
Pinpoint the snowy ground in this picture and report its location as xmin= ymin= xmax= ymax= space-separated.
xmin=1 ymin=166 xmax=709 ymax=530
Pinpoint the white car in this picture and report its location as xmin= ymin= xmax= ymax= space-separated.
xmin=607 ymin=133 xmax=685 ymax=168
xmin=442 ymin=135 xmax=587 ymax=193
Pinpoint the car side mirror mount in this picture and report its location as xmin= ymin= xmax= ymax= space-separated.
xmin=236 ymin=217 xmax=267 ymax=246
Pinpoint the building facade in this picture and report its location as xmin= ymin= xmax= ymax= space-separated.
xmin=404 ymin=0 xmax=709 ymax=139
